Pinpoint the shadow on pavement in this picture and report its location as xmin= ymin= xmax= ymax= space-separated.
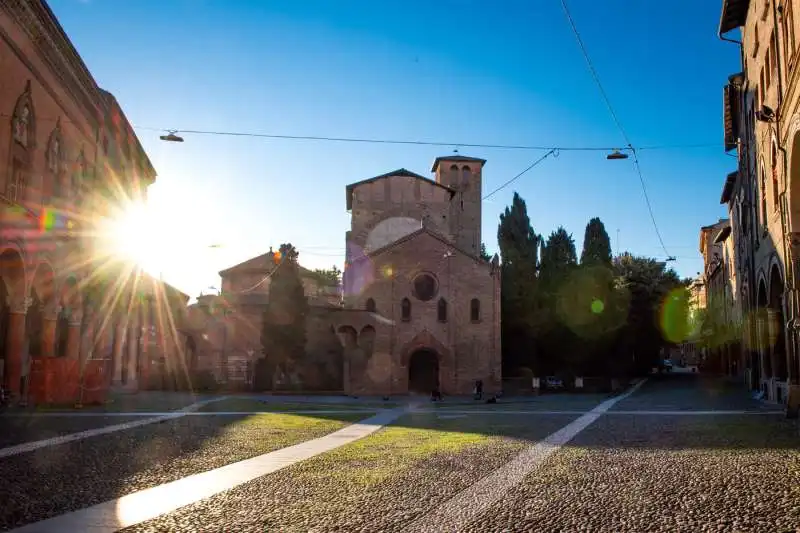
xmin=2 ymin=372 xmax=797 ymax=532
xmin=0 ymin=410 xmax=362 ymax=532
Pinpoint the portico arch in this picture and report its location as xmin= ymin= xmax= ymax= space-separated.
xmin=0 ymin=246 xmax=27 ymax=394
xmin=769 ymin=265 xmax=787 ymax=393
xmin=787 ymin=126 xmax=800 ymax=233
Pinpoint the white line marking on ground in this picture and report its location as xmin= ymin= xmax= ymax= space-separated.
xmin=408 ymin=409 xmax=783 ymax=416
xmin=404 ymin=380 xmax=648 ymax=533
xmin=607 ymin=410 xmax=784 ymax=415
xmin=0 ymin=409 xmax=378 ymax=418
xmin=0 ymin=397 xmax=228 ymax=459
xmin=8 ymin=408 xmax=406 ymax=533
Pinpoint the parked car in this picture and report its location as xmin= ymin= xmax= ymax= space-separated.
xmin=544 ymin=376 xmax=564 ymax=389
xmin=662 ymin=359 xmax=674 ymax=372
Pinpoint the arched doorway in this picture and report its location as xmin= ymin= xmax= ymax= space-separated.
xmin=769 ymin=266 xmax=787 ymax=400
xmin=408 ymin=349 xmax=439 ymax=394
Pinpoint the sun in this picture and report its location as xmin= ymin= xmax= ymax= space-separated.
xmin=99 ymin=202 xmax=168 ymax=273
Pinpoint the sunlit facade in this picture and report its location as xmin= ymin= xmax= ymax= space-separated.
xmin=719 ymin=0 xmax=800 ymax=410
xmin=0 ymin=1 xmax=186 ymax=404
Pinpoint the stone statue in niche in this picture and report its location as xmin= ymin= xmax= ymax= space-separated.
xmin=48 ymin=136 xmax=60 ymax=172
xmin=13 ymin=105 xmax=30 ymax=147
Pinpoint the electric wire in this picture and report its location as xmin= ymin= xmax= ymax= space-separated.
xmin=560 ymin=0 xmax=671 ymax=259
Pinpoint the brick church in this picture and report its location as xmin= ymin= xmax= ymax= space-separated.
xmin=338 ymin=155 xmax=502 ymax=396
xmin=186 ymin=155 xmax=502 ymax=397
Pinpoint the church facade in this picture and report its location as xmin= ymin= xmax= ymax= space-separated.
xmin=339 ymin=155 xmax=502 ymax=396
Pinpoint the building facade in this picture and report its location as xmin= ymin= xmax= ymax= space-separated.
xmin=719 ymin=0 xmax=800 ymax=409
xmin=184 ymin=252 xmax=342 ymax=390
xmin=185 ymin=157 xmax=502 ymax=397
xmin=339 ymin=156 xmax=502 ymax=396
xmin=0 ymin=1 xmax=175 ymax=404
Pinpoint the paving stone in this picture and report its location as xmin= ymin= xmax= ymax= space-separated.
xmin=0 ymin=412 xmax=362 ymax=531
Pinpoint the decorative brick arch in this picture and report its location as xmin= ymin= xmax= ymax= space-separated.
xmin=400 ymin=329 xmax=451 ymax=368
xmin=0 ymin=243 xmax=27 ymax=307
xmin=29 ymin=259 xmax=56 ymax=310
xmin=786 ymin=115 xmax=800 ymax=234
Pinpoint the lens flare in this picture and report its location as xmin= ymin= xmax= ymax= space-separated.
xmin=660 ymin=288 xmax=690 ymax=343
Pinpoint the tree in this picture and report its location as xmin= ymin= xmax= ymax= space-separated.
xmin=611 ymin=253 xmax=686 ymax=377
xmin=580 ymin=217 xmax=612 ymax=267
xmin=480 ymin=243 xmax=493 ymax=262
xmin=574 ymin=217 xmax=616 ymax=375
xmin=497 ymin=192 xmax=541 ymax=374
xmin=259 ymin=243 xmax=309 ymax=390
xmin=312 ymin=265 xmax=341 ymax=286
xmin=538 ymin=227 xmax=579 ymax=376
xmin=539 ymin=227 xmax=577 ymax=286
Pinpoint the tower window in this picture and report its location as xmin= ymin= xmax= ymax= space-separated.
xmin=365 ymin=298 xmax=376 ymax=313
xmin=401 ymin=298 xmax=411 ymax=321
xmin=470 ymin=298 xmax=481 ymax=322
xmin=437 ymin=298 xmax=447 ymax=322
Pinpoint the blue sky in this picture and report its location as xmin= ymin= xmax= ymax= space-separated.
xmin=51 ymin=0 xmax=736 ymax=298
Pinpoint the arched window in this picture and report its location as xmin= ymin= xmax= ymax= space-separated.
xmin=437 ymin=298 xmax=447 ymax=322
xmin=771 ymin=139 xmax=779 ymax=210
xmin=365 ymin=298 xmax=376 ymax=313
xmin=470 ymin=298 xmax=481 ymax=322
xmin=461 ymin=165 xmax=471 ymax=189
xmin=449 ymin=164 xmax=459 ymax=188
xmin=401 ymin=298 xmax=411 ymax=321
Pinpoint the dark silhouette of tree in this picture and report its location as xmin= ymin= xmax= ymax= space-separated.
xmin=258 ymin=243 xmax=308 ymax=390
xmin=497 ymin=192 xmax=540 ymax=375
xmin=580 ymin=217 xmax=612 ymax=267
xmin=612 ymin=253 xmax=685 ymax=377
xmin=538 ymin=227 xmax=579 ymax=376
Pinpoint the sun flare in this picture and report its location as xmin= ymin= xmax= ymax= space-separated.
xmin=100 ymin=202 xmax=166 ymax=272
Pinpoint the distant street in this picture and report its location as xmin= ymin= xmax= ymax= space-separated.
xmin=1 ymin=375 xmax=798 ymax=533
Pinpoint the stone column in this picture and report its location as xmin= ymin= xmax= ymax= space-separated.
xmin=41 ymin=304 xmax=60 ymax=358
xmin=112 ymin=323 xmax=125 ymax=385
xmin=3 ymin=298 xmax=28 ymax=397
xmin=79 ymin=307 xmax=95 ymax=364
xmin=126 ymin=324 xmax=139 ymax=389
xmin=65 ymin=311 xmax=83 ymax=360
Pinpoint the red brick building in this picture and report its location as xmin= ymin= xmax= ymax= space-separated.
xmin=183 ymin=157 xmax=502 ymax=397
xmin=0 ymin=1 xmax=180 ymax=404
xmin=339 ymin=157 xmax=502 ymax=396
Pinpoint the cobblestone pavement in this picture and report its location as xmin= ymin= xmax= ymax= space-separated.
xmin=0 ymin=412 xmax=365 ymax=531
xmin=464 ymin=414 xmax=800 ymax=533
xmin=610 ymin=374 xmax=780 ymax=412
xmin=0 ymin=415 xmax=144 ymax=448
xmin=120 ymin=413 xmax=580 ymax=533
xmin=6 ymin=375 xmax=799 ymax=533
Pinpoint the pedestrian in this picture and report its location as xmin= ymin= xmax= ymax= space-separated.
xmin=476 ymin=379 xmax=483 ymax=400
